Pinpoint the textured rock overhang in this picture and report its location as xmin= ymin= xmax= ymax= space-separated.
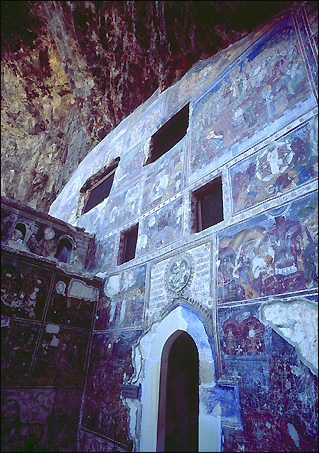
xmin=1 ymin=0 xmax=305 ymax=212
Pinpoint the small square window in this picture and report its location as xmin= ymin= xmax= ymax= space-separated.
xmin=145 ymin=103 xmax=189 ymax=164
xmin=118 ymin=224 xmax=139 ymax=264
xmin=191 ymin=177 xmax=223 ymax=233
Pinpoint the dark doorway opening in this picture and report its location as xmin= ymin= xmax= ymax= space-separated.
xmin=161 ymin=332 xmax=199 ymax=452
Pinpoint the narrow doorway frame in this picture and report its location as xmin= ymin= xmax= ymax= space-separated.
xmin=139 ymin=305 xmax=222 ymax=452
xmin=157 ymin=330 xmax=199 ymax=452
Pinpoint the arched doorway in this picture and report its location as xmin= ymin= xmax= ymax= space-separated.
xmin=136 ymin=305 xmax=222 ymax=452
xmin=157 ymin=331 xmax=199 ymax=452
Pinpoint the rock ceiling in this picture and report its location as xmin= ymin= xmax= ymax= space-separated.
xmin=1 ymin=1 xmax=301 ymax=212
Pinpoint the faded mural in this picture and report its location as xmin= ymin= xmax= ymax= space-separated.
xmin=139 ymin=196 xmax=183 ymax=255
xmin=46 ymin=274 xmax=98 ymax=329
xmin=112 ymin=144 xmax=143 ymax=193
xmin=231 ymin=115 xmax=318 ymax=213
xmin=190 ymin=15 xmax=316 ymax=180
xmin=1 ymin=390 xmax=55 ymax=452
xmin=1 ymin=200 xmax=102 ymax=452
xmin=1 ymin=205 xmax=93 ymax=271
xmin=93 ymin=234 xmax=117 ymax=272
xmin=1 ymin=258 xmax=52 ymax=321
xmin=96 ymin=265 xmax=146 ymax=330
xmin=221 ymin=314 xmax=265 ymax=356
xmin=1 ymin=4 xmax=318 ymax=453
xmin=47 ymin=389 xmax=83 ymax=451
xmin=31 ymin=325 xmax=89 ymax=388
xmin=81 ymin=330 xmax=142 ymax=446
xmin=142 ymin=141 xmax=184 ymax=212
xmin=218 ymin=192 xmax=318 ymax=303
xmin=1 ymin=319 xmax=40 ymax=387
xmin=219 ymin=303 xmax=318 ymax=452
xmin=1 ymin=389 xmax=83 ymax=452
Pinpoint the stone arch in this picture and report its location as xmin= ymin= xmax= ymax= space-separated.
xmin=55 ymin=235 xmax=75 ymax=263
xmin=133 ymin=304 xmax=221 ymax=452
xmin=12 ymin=222 xmax=26 ymax=242
xmin=8 ymin=221 xmax=33 ymax=251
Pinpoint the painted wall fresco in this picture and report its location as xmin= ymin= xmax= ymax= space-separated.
xmin=1 ymin=256 xmax=52 ymax=321
xmin=76 ymin=180 xmax=141 ymax=236
xmin=27 ymin=223 xmax=60 ymax=259
xmin=200 ymin=385 xmax=242 ymax=429
xmin=190 ymin=14 xmax=316 ymax=180
xmin=1 ymin=200 xmax=93 ymax=271
xmin=45 ymin=273 xmax=97 ymax=329
xmin=1 ymin=208 xmax=103 ymax=451
xmin=218 ymin=304 xmax=268 ymax=363
xmin=1 ymin=210 xmax=17 ymax=242
xmin=148 ymin=244 xmax=212 ymax=328
xmin=221 ymin=314 xmax=265 ymax=356
xmin=261 ymin=297 xmax=318 ymax=375
xmin=96 ymin=265 xmax=146 ymax=330
xmin=231 ymin=115 xmax=318 ymax=213
xmin=138 ymin=196 xmax=183 ymax=255
xmin=91 ymin=234 xmax=117 ymax=272
xmin=1 ymin=389 xmax=56 ymax=452
xmin=164 ymin=24 xmax=265 ymax=120
xmin=1 ymin=389 xmax=83 ymax=453
xmin=47 ymin=389 xmax=83 ymax=451
xmin=1 ymin=319 xmax=40 ymax=387
xmin=141 ymin=142 xmax=184 ymax=212
xmin=112 ymin=144 xmax=143 ymax=193
xmin=294 ymin=8 xmax=318 ymax=94
xmin=2 ymin=6 xmax=317 ymax=453
xmin=82 ymin=330 xmax=143 ymax=446
xmin=306 ymin=2 xmax=318 ymax=47
xmin=124 ymin=103 xmax=162 ymax=152
xmin=219 ymin=303 xmax=318 ymax=452
xmin=218 ymin=192 xmax=318 ymax=303
xmin=31 ymin=325 xmax=89 ymax=387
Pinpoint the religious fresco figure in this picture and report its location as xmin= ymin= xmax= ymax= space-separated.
xmin=222 ymin=318 xmax=242 ymax=355
xmin=241 ymin=316 xmax=265 ymax=355
xmin=218 ymin=193 xmax=317 ymax=303
xmin=27 ymin=226 xmax=56 ymax=258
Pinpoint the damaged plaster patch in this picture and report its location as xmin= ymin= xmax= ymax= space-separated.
xmin=260 ymin=298 xmax=318 ymax=375
xmin=68 ymin=279 xmax=98 ymax=301
xmin=105 ymin=274 xmax=120 ymax=297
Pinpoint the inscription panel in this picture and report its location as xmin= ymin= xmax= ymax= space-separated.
xmin=147 ymin=243 xmax=212 ymax=326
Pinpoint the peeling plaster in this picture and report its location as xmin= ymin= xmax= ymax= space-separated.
xmin=68 ymin=279 xmax=98 ymax=301
xmin=260 ymin=298 xmax=318 ymax=375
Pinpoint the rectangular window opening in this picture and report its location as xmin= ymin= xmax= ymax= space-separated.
xmin=79 ymin=158 xmax=120 ymax=216
xmin=83 ymin=170 xmax=115 ymax=214
xmin=118 ymin=224 xmax=139 ymax=264
xmin=146 ymin=103 xmax=189 ymax=164
xmin=191 ymin=177 xmax=223 ymax=233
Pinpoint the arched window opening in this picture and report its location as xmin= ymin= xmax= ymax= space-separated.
xmin=157 ymin=331 xmax=199 ymax=452
xmin=55 ymin=238 xmax=72 ymax=263
xmin=13 ymin=223 xmax=26 ymax=243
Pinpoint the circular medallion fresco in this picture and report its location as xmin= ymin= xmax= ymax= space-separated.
xmin=166 ymin=255 xmax=192 ymax=293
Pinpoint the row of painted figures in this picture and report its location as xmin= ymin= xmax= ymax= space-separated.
xmin=1 ymin=213 xmax=73 ymax=263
